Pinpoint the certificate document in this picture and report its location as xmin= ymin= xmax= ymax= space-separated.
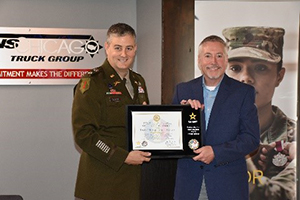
xmin=127 ymin=105 xmax=202 ymax=158
xmin=132 ymin=111 xmax=183 ymax=150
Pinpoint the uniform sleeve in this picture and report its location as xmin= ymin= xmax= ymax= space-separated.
xmin=72 ymin=78 xmax=128 ymax=172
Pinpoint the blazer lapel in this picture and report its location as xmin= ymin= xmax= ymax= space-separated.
xmin=192 ymin=76 xmax=204 ymax=103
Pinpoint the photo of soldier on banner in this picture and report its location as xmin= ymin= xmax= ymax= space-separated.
xmin=195 ymin=1 xmax=299 ymax=200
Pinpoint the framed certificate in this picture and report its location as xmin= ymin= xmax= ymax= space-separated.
xmin=126 ymin=105 xmax=202 ymax=158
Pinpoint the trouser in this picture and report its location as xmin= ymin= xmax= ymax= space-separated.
xmin=198 ymin=178 xmax=209 ymax=200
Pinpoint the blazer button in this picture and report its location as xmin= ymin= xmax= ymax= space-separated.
xmin=200 ymin=166 xmax=203 ymax=169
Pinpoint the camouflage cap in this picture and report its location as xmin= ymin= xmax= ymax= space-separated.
xmin=222 ymin=26 xmax=285 ymax=63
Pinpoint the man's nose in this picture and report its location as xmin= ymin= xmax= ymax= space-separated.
xmin=120 ymin=49 xmax=127 ymax=57
xmin=211 ymin=56 xmax=217 ymax=64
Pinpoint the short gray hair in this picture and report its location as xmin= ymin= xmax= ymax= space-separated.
xmin=198 ymin=35 xmax=228 ymax=55
xmin=106 ymin=23 xmax=136 ymax=43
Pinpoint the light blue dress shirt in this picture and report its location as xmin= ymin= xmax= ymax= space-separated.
xmin=202 ymin=77 xmax=222 ymax=130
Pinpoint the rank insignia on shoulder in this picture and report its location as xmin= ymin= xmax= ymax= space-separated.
xmin=88 ymin=68 xmax=99 ymax=75
xmin=80 ymin=78 xmax=90 ymax=94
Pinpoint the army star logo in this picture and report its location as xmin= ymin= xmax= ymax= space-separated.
xmin=190 ymin=112 xmax=196 ymax=120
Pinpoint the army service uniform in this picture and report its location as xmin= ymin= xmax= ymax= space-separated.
xmin=72 ymin=59 xmax=149 ymax=200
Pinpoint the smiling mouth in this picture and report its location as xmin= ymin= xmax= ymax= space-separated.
xmin=207 ymin=65 xmax=220 ymax=70
xmin=118 ymin=58 xmax=128 ymax=63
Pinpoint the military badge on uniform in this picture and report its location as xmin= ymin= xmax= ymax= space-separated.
xmin=272 ymin=140 xmax=287 ymax=167
xmin=109 ymin=97 xmax=121 ymax=102
xmin=106 ymin=83 xmax=122 ymax=95
xmin=80 ymin=78 xmax=90 ymax=94
xmin=113 ymin=81 xmax=121 ymax=86
xmin=138 ymin=86 xmax=145 ymax=94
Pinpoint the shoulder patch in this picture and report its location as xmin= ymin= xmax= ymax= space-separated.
xmin=80 ymin=78 xmax=91 ymax=94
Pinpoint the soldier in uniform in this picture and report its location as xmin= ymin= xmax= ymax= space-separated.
xmin=72 ymin=23 xmax=151 ymax=200
xmin=223 ymin=26 xmax=296 ymax=200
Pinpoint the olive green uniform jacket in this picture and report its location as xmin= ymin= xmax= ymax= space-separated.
xmin=72 ymin=59 xmax=149 ymax=200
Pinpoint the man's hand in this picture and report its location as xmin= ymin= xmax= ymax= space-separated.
xmin=192 ymin=146 xmax=215 ymax=164
xmin=125 ymin=151 xmax=151 ymax=165
xmin=180 ymin=99 xmax=204 ymax=110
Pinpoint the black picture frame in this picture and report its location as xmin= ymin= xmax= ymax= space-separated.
xmin=126 ymin=105 xmax=202 ymax=158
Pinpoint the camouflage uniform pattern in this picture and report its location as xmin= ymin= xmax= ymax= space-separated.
xmin=249 ymin=106 xmax=296 ymax=200
xmin=222 ymin=26 xmax=285 ymax=63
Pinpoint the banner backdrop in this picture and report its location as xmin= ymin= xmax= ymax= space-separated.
xmin=195 ymin=1 xmax=299 ymax=200
xmin=0 ymin=27 xmax=106 ymax=85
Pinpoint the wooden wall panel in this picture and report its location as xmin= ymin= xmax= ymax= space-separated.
xmin=161 ymin=0 xmax=194 ymax=104
xmin=141 ymin=1 xmax=194 ymax=200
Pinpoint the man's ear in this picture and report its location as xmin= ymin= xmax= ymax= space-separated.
xmin=104 ymin=41 xmax=109 ymax=50
xmin=104 ymin=42 xmax=109 ymax=56
xmin=276 ymin=67 xmax=285 ymax=87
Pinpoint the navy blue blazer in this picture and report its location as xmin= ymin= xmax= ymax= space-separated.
xmin=172 ymin=74 xmax=260 ymax=200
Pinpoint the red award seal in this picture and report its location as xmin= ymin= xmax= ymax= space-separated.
xmin=272 ymin=140 xmax=287 ymax=167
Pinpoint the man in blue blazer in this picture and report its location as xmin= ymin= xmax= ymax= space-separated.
xmin=172 ymin=35 xmax=260 ymax=200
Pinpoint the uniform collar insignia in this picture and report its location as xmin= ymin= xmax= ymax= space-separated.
xmin=113 ymin=81 xmax=121 ymax=86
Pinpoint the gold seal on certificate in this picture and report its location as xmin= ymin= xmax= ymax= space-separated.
xmin=188 ymin=139 xmax=199 ymax=150
xmin=153 ymin=114 xmax=160 ymax=122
